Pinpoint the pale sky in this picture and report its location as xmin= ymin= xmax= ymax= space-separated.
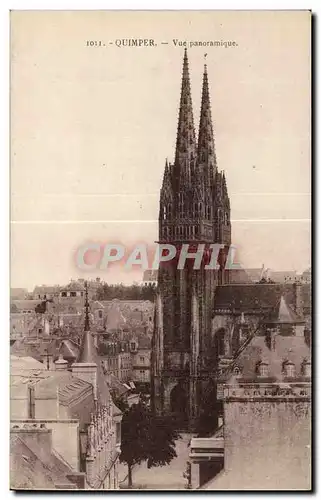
xmin=10 ymin=10 xmax=311 ymax=290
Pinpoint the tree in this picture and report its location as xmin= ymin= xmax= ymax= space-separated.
xmin=95 ymin=282 xmax=156 ymax=302
xmin=120 ymin=401 xmax=179 ymax=488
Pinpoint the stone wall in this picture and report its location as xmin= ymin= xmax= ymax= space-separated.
xmin=223 ymin=397 xmax=311 ymax=489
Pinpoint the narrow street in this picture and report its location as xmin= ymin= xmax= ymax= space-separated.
xmin=119 ymin=433 xmax=191 ymax=490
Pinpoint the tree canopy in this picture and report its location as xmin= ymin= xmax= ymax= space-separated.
xmin=95 ymin=282 xmax=156 ymax=301
xmin=119 ymin=400 xmax=179 ymax=487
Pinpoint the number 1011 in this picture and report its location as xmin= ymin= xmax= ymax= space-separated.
xmin=86 ymin=41 xmax=103 ymax=47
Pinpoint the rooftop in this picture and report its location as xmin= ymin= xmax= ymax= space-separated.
xmin=10 ymin=429 xmax=76 ymax=490
xmin=214 ymin=283 xmax=310 ymax=316
xmin=222 ymin=334 xmax=310 ymax=384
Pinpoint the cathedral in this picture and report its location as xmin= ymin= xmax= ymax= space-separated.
xmin=151 ymin=49 xmax=231 ymax=428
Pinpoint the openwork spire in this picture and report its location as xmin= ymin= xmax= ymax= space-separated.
xmin=197 ymin=61 xmax=217 ymax=184
xmin=84 ymin=281 xmax=90 ymax=332
xmin=78 ymin=281 xmax=96 ymax=363
xmin=175 ymin=49 xmax=196 ymax=172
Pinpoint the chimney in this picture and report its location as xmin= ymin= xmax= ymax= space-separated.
xmin=55 ymin=354 xmax=68 ymax=371
xmin=265 ymin=327 xmax=276 ymax=350
xmin=42 ymin=351 xmax=55 ymax=370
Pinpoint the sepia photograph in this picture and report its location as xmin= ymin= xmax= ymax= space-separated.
xmin=10 ymin=10 xmax=311 ymax=490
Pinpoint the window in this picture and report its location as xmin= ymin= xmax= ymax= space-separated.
xmin=258 ymin=362 xmax=268 ymax=377
xmin=140 ymin=356 xmax=144 ymax=363
xmin=61 ymin=292 xmax=67 ymax=297
xmin=302 ymin=359 xmax=311 ymax=377
xmin=284 ymin=362 xmax=295 ymax=378
xmin=98 ymin=310 xmax=103 ymax=319
xmin=70 ymin=291 xmax=77 ymax=297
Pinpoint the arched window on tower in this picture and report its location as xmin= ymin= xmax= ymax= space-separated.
xmin=214 ymin=328 xmax=226 ymax=357
xmin=163 ymin=206 xmax=167 ymax=220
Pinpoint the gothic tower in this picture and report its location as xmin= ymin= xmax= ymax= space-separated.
xmin=151 ymin=50 xmax=231 ymax=427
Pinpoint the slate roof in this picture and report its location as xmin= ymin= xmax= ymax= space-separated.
xmin=11 ymin=338 xmax=81 ymax=364
xmin=58 ymin=376 xmax=92 ymax=406
xmin=10 ymin=432 xmax=75 ymax=490
xmin=59 ymin=339 xmax=80 ymax=360
xmin=214 ymin=284 xmax=284 ymax=313
xmin=11 ymin=355 xmax=45 ymax=371
xmin=11 ymin=300 xmax=42 ymax=311
xmin=11 ymin=342 xmax=44 ymax=363
xmin=213 ymin=283 xmax=310 ymax=319
xmin=224 ymin=334 xmax=310 ymax=383
xmin=10 ymin=357 xmax=93 ymax=409
xmin=266 ymin=296 xmax=304 ymax=324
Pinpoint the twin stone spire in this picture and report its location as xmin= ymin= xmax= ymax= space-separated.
xmin=160 ymin=49 xmax=231 ymax=246
xmin=174 ymin=48 xmax=217 ymax=188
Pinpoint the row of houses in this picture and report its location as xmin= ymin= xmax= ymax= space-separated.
xmin=10 ymin=327 xmax=123 ymax=490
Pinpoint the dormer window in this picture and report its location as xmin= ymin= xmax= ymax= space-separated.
xmin=257 ymin=360 xmax=269 ymax=377
xmin=283 ymin=360 xmax=295 ymax=378
xmin=130 ymin=342 xmax=137 ymax=351
xmin=233 ymin=366 xmax=241 ymax=377
xmin=301 ymin=358 xmax=311 ymax=377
